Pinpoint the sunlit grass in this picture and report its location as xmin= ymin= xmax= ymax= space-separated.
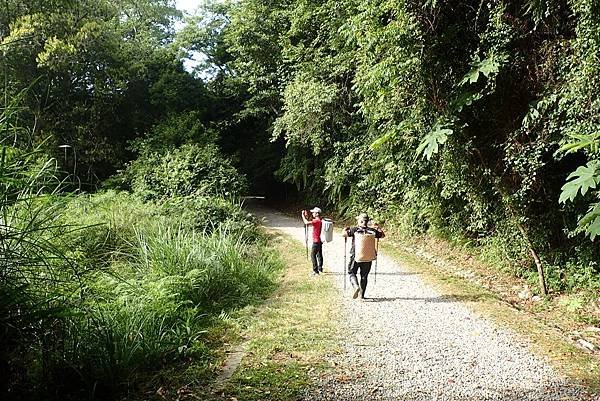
xmin=2 ymin=190 xmax=284 ymax=400
xmin=215 ymin=231 xmax=342 ymax=401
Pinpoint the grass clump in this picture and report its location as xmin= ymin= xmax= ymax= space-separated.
xmin=2 ymin=190 xmax=282 ymax=401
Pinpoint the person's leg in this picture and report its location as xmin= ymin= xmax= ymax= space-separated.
xmin=316 ymin=242 xmax=323 ymax=272
xmin=359 ymin=262 xmax=372 ymax=298
xmin=310 ymin=243 xmax=319 ymax=273
xmin=347 ymin=255 xmax=355 ymax=274
xmin=349 ymin=260 xmax=360 ymax=298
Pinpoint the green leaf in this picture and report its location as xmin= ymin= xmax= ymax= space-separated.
xmin=559 ymin=161 xmax=600 ymax=203
xmin=459 ymin=68 xmax=481 ymax=86
xmin=478 ymin=56 xmax=501 ymax=77
xmin=559 ymin=132 xmax=600 ymax=154
xmin=452 ymin=91 xmax=482 ymax=113
xmin=370 ymin=131 xmax=395 ymax=150
xmin=579 ymin=202 xmax=600 ymax=226
xmin=459 ymin=53 xmax=505 ymax=86
xmin=585 ymin=215 xmax=600 ymax=241
xmin=576 ymin=203 xmax=600 ymax=240
xmin=417 ymin=124 xmax=452 ymax=160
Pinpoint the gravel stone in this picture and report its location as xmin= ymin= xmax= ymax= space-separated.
xmin=252 ymin=207 xmax=598 ymax=401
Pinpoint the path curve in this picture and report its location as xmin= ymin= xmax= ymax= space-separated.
xmin=251 ymin=205 xmax=596 ymax=401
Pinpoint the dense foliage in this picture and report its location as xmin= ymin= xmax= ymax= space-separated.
xmin=215 ymin=0 xmax=600 ymax=293
xmin=0 ymin=0 xmax=208 ymax=185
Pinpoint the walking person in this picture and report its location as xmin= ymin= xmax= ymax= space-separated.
xmin=343 ymin=213 xmax=385 ymax=299
xmin=302 ymin=207 xmax=324 ymax=275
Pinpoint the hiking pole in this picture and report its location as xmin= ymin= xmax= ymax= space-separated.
xmin=343 ymin=237 xmax=347 ymax=291
xmin=304 ymin=224 xmax=309 ymax=261
xmin=374 ymin=238 xmax=380 ymax=284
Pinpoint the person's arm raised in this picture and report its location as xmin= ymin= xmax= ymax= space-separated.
xmin=373 ymin=224 xmax=385 ymax=238
xmin=301 ymin=210 xmax=312 ymax=225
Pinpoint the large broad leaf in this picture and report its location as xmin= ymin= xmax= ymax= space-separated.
xmin=559 ymin=132 xmax=600 ymax=154
xmin=460 ymin=67 xmax=482 ymax=85
xmin=417 ymin=124 xmax=452 ymax=160
xmin=459 ymin=53 xmax=505 ymax=86
xmin=559 ymin=161 xmax=600 ymax=203
xmin=479 ymin=56 xmax=501 ymax=77
xmin=585 ymin=215 xmax=600 ymax=241
xmin=578 ymin=203 xmax=600 ymax=240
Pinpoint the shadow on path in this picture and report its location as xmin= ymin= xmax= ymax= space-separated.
xmin=318 ymin=271 xmax=420 ymax=277
xmin=365 ymin=294 xmax=489 ymax=303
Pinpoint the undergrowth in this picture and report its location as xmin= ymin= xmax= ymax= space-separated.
xmin=2 ymin=190 xmax=283 ymax=401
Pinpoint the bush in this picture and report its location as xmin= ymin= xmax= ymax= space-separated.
xmin=159 ymin=195 xmax=260 ymax=240
xmin=126 ymin=143 xmax=248 ymax=200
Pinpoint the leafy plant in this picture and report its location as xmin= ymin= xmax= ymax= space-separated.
xmin=559 ymin=133 xmax=600 ymax=240
xmin=417 ymin=122 xmax=453 ymax=160
xmin=559 ymin=161 xmax=599 ymax=203
xmin=127 ymin=143 xmax=248 ymax=200
xmin=459 ymin=52 xmax=507 ymax=86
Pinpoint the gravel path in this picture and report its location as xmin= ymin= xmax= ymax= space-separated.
xmin=251 ymin=206 xmax=597 ymax=401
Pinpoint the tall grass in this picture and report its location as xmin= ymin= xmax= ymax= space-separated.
xmin=0 ymin=130 xmax=89 ymax=399
xmin=2 ymin=190 xmax=282 ymax=400
xmin=131 ymin=225 xmax=279 ymax=309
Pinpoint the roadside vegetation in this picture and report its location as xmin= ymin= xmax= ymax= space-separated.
xmin=1 ymin=59 xmax=279 ymax=399
xmin=1 ymin=158 xmax=283 ymax=400
xmin=214 ymin=232 xmax=341 ymax=401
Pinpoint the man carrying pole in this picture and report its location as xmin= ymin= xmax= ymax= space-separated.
xmin=343 ymin=213 xmax=385 ymax=300
xmin=301 ymin=207 xmax=324 ymax=276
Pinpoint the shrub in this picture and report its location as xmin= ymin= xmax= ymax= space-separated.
xmin=159 ymin=195 xmax=260 ymax=240
xmin=127 ymin=143 xmax=248 ymax=200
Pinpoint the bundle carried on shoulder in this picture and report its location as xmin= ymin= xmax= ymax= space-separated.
xmin=354 ymin=231 xmax=377 ymax=262
xmin=321 ymin=218 xmax=334 ymax=243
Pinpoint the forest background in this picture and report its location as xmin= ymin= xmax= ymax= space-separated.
xmin=1 ymin=0 xmax=599 ymax=399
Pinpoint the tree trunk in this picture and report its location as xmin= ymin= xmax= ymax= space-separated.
xmin=515 ymin=221 xmax=548 ymax=296
xmin=496 ymin=186 xmax=548 ymax=296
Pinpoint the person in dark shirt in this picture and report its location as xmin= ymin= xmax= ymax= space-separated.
xmin=343 ymin=213 xmax=385 ymax=299
xmin=302 ymin=207 xmax=324 ymax=275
